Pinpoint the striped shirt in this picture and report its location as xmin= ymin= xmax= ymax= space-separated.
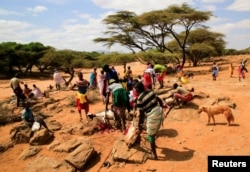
xmin=136 ymin=90 xmax=158 ymax=113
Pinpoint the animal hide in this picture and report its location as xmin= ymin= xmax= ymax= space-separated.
xmin=124 ymin=119 xmax=139 ymax=148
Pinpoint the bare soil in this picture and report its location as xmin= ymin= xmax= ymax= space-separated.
xmin=0 ymin=55 xmax=250 ymax=172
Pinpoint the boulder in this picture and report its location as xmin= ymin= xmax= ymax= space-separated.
xmin=25 ymin=157 xmax=74 ymax=172
xmin=64 ymin=139 xmax=96 ymax=170
xmin=52 ymin=139 xmax=83 ymax=153
xmin=47 ymin=120 xmax=62 ymax=131
xmin=112 ymin=139 xmax=148 ymax=164
xmin=29 ymin=129 xmax=54 ymax=145
xmin=10 ymin=123 xmax=31 ymax=144
xmin=18 ymin=146 xmax=42 ymax=160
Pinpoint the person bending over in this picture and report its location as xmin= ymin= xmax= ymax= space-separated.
xmin=134 ymin=82 xmax=165 ymax=160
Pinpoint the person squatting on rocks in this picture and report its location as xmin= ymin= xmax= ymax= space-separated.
xmin=10 ymin=73 xmax=26 ymax=107
xmin=134 ymin=82 xmax=165 ymax=160
xmin=21 ymin=102 xmax=52 ymax=137
xmin=32 ymin=84 xmax=43 ymax=98
xmin=169 ymin=83 xmax=193 ymax=108
xmin=71 ymin=72 xmax=90 ymax=121
xmin=105 ymin=79 xmax=130 ymax=134
xmin=23 ymin=84 xmax=34 ymax=99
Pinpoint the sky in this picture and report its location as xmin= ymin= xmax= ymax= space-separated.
xmin=0 ymin=0 xmax=250 ymax=53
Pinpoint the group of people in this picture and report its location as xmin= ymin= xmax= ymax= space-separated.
xmin=9 ymin=73 xmax=52 ymax=139
xmin=142 ymin=62 xmax=168 ymax=90
xmin=10 ymin=74 xmax=43 ymax=107
xmin=10 ymin=59 xmax=198 ymax=163
xmin=213 ymin=60 xmax=248 ymax=81
xmin=69 ymin=62 xmax=195 ymax=160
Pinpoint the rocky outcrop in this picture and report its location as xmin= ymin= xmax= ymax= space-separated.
xmin=29 ymin=129 xmax=54 ymax=145
xmin=24 ymin=157 xmax=75 ymax=172
xmin=18 ymin=146 xmax=42 ymax=160
xmin=64 ymin=139 xmax=96 ymax=169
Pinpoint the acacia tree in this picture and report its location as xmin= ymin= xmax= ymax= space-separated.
xmin=168 ymin=28 xmax=225 ymax=66
xmin=40 ymin=49 xmax=84 ymax=86
xmin=94 ymin=3 xmax=212 ymax=67
xmin=0 ymin=42 xmax=51 ymax=75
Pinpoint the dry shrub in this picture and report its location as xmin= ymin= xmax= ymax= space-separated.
xmin=87 ymin=88 xmax=101 ymax=104
xmin=67 ymin=95 xmax=76 ymax=107
xmin=0 ymin=102 xmax=21 ymax=125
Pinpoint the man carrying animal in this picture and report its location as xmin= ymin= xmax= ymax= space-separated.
xmin=105 ymin=79 xmax=130 ymax=134
xmin=134 ymin=82 xmax=165 ymax=160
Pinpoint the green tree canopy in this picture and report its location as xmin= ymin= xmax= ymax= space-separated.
xmin=94 ymin=3 xmax=213 ymax=67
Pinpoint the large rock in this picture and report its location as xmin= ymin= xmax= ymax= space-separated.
xmin=10 ymin=123 xmax=31 ymax=144
xmin=25 ymin=157 xmax=75 ymax=172
xmin=112 ymin=139 xmax=148 ymax=164
xmin=0 ymin=141 xmax=13 ymax=153
xmin=29 ymin=129 xmax=54 ymax=145
xmin=64 ymin=139 xmax=96 ymax=170
xmin=18 ymin=146 xmax=42 ymax=160
xmin=51 ymin=139 xmax=83 ymax=153
xmin=47 ymin=120 xmax=62 ymax=131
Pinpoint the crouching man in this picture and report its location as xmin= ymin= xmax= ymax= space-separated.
xmin=21 ymin=102 xmax=52 ymax=137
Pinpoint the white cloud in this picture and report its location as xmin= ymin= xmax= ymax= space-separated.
xmin=210 ymin=19 xmax=250 ymax=33
xmin=227 ymin=0 xmax=250 ymax=11
xmin=93 ymin=0 xmax=194 ymax=14
xmin=201 ymin=0 xmax=225 ymax=3
xmin=0 ymin=8 xmax=22 ymax=16
xmin=26 ymin=6 xmax=48 ymax=13
xmin=0 ymin=20 xmax=34 ymax=43
xmin=209 ymin=19 xmax=250 ymax=49
xmin=226 ymin=33 xmax=250 ymax=50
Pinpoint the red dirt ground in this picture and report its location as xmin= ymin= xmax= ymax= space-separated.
xmin=0 ymin=55 xmax=249 ymax=172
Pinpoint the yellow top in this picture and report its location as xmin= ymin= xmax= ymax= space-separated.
xmin=76 ymin=92 xmax=86 ymax=104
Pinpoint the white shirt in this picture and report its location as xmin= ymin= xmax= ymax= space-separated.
xmin=107 ymin=82 xmax=123 ymax=93
xmin=32 ymin=87 xmax=43 ymax=98
xmin=10 ymin=77 xmax=23 ymax=89
xmin=144 ymin=68 xmax=156 ymax=76
xmin=53 ymin=72 xmax=65 ymax=84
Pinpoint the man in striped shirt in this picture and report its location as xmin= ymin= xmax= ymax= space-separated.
xmin=134 ymin=82 xmax=165 ymax=160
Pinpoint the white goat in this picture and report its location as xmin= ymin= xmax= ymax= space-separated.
xmin=87 ymin=110 xmax=115 ymax=123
